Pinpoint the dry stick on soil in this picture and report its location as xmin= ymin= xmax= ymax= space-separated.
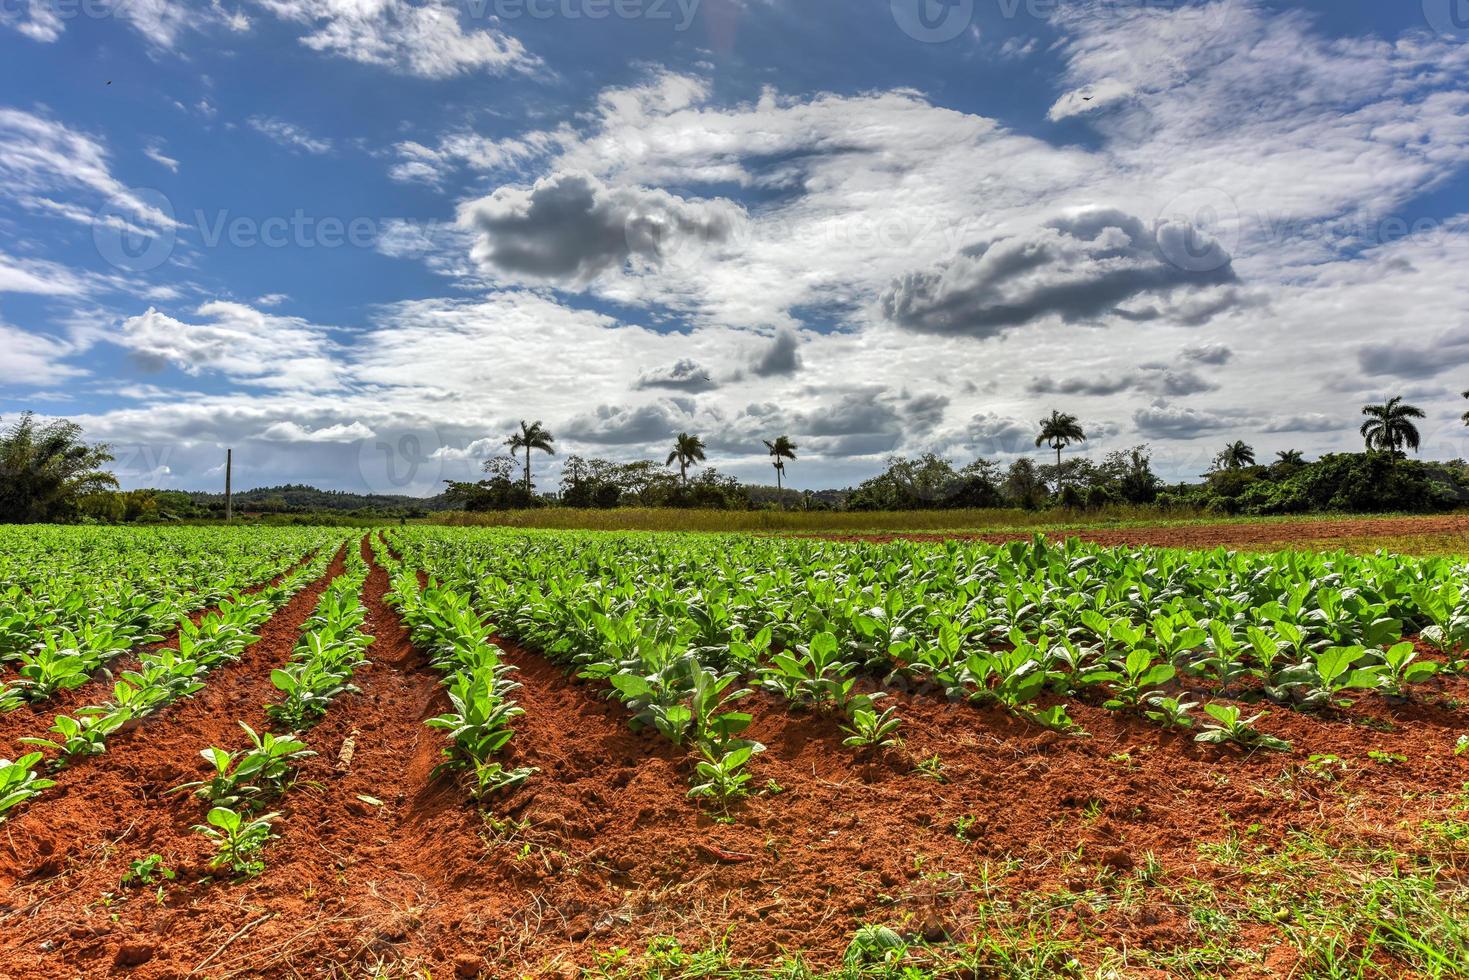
xmin=187 ymin=912 xmax=275 ymax=977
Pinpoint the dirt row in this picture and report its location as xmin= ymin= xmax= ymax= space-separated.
xmin=0 ymin=537 xmax=1467 ymax=978
xmin=833 ymin=513 xmax=1469 ymax=550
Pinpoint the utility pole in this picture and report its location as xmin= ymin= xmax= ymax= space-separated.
xmin=225 ymin=448 xmax=233 ymax=522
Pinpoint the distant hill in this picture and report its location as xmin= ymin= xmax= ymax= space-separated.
xmin=183 ymin=483 xmax=456 ymax=514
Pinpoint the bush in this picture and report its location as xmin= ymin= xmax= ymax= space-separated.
xmin=1238 ymin=454 xmax=1463 ymax=515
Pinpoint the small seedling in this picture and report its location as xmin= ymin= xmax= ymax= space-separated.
xmin=912 ymin=754 xmax=946 ymax=782
xmin=121 ymin=854 xmax=174 ymax=888
xmin=193 ymin=806 xmax=279 ymax=877
xmin=953 ymin=814 xmax=979 ymax=843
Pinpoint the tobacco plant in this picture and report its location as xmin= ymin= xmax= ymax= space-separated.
xmin=0 ymin=753 xmax=55 ymax=821
xmin=841 ymin=702 xmax=903 ymax=749
xmin=173 ymin=724 xmax=314 ymax=808
xmin=20 ymin=707 xmax=133 ymax=763
xmin=1194 ymin=704 xmax=1291 ymax=753
xmin=687 ymin=740 xmax=765 ymax=809
xmin=1144 ymin=696 xmax=1196 ymax=730
xmin=194 ymin=806 xmax=279 ymax=876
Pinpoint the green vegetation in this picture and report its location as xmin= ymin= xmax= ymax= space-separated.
xmin=0 ymin=412 xmax=118 ymax=523
xmin=380 ymin=527 xmax=1469 ymax=802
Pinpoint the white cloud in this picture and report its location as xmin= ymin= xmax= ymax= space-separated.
xmin=390 ymin=130 xmax=559 ymax=185
xmin=0 ymin=322 xmax=84 ymax=384
xmin=2 ymin=0 xmax=236 ymax=47
xmin=116 ymin=302 xmax=342 ymax=390
xmin=247 ymin=116 xmax=332 ymax=155
xmin=0 ymin=251 xmax=89 ymax=295
xmin=259 ymin=420 xmax=375 ymax=442
xmin=12 ymin=2 xmax=1469 ymax=490
xmin=143 ymin=141 xmax=180 ymax=173
xmin=253 ymin=0 xmax=537 ymax=78
xmin=0 ymin=109 xmax=178 ymax=231
xmin=1047 ymin=78 xmax=1135 ymax=121
xmin=0 ymin=0 xmax=64 ymax=41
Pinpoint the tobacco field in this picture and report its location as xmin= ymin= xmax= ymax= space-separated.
xmin=0 ymin=525 xmax=1467 ymax=978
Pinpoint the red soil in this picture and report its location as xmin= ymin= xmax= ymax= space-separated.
xmin=0 ymin=544 xmax=347 ymax=965
xmin=0 ymin=537 xmax=1466 ymax=978
xmin=833 ymin=514 xmax=1469 ymax=550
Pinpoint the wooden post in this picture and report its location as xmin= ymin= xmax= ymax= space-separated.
xmin=225 ymin=448 xmax=232 ymax=522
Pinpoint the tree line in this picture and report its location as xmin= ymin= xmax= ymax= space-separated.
xmin=2 ymin=391 xmax=1467 ymax=522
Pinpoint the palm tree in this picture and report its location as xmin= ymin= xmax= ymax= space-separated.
xmin=665 ymin=432 xmax=707 ymax=485
xmin=1275 ymin=449 xmax=1305 ymax=466
xmin=505 ymin=419 xmax=555 ymax=493
xmin=763 ymin=435 xmax=797 ymax=495
xmin=1216 ymin=440 xmax=1256 ymax=470
xmin=1360 ymin=397 xmax=1425 ymax=456
xmin=1034 ymin=412 xmax=1086 ymax=486
xmin=0 ymin=412 xmax=117 ymax=522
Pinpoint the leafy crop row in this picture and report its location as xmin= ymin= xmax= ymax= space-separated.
xmin=0 ymin=527 xmax=339 ymax=711
xmin=383 ymin=529 xmax=1469 ymax=771
xmin=183 ymin=542 xmax=374 ymax=876
xmin=0 ymin=539 xmax=350 ymax=825
xmin=378 ymin=536 xmax=534 ymax=803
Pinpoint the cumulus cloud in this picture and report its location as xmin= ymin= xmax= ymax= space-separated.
xmin=752 ymin=328 xmax=802 ymax=377
xmin=259 ymin=420 xmax=375 ymax=443
xmin=1133 ymin=403 xmax=1249 ymax=439
xmin=458 ymin=171 xmax=742 ymax=285
xmin=1029 ymin=360 xmax=1218 ymax=398
xmin=956 ymin=412 xmax=1034 ymax=456
xmin=117 ymin=302 xmax=341 ymax=390
xmin=635 ymin=358 xmax=716 ymax=392
xmin=1180 ymin=342 xmax=1232 ymax=365
xmin=880 ymin=208 xmax=1239 ymax=339
xmin=564 ymin=401 xmax=692 ymax=445
xmin=1357 ymin=331 xmax=1469 ymax=380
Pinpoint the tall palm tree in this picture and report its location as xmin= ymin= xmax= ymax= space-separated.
xmin=505 ymin=419 xmax=555 ymax=493
xmin=1216 ymin=440 xmax=1256 ymax=470
xmin=1275 ymin=449 xmax=1305 ymax=466
xmin=763 ymin=435 xmax=797 ymax=494
xmin=1034 ymin=411 xmax=1087 ymax=480
xmin=1360 ymin=397 xmax=1426 ymax=456
xmin=0 ymin=412 xmax=117 ymax=522
xmin=665 ymin=432 xmax=707 ymax=485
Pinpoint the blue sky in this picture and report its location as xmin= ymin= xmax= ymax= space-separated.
xmin=2 ymin=0 xmax=1469 ymax=495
